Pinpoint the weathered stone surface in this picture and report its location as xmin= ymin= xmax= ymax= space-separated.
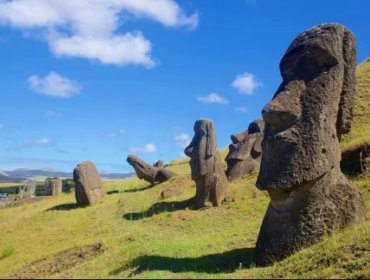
xmin=255 ymin=24 xmax=366 ymax=266
xmin=184 ymin=119 xmax=228 ymax=207
xmin=127 ymin=155 xmax=176 ymax=184
xmin=17 ymin=181 xmax=36 ymax=198
xmin=45 ymin=177 xmax=62 ymax=196
xmin=153 ymin=160 xmax=164 ymax=168
xmin=341 ymin=142 xmax=370 ymax=175
xmin=73 ymin=161 xmax=105 ymax=206
xmin=161 ymin=187 xmax=183 ymax=199
xmin=226 ymin=119 xmax=264 ymax=181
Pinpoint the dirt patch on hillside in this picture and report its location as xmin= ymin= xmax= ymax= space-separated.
xmin=11 ymin=243 xmax=104 ymax=279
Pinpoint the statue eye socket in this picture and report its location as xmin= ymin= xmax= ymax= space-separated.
xmin=281 ymin=46 xmax=337 ymax=81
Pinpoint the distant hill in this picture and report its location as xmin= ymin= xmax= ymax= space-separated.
xmin=0 ymin=171 xmax=25 ymax=182
xmin=0 ymin=168 xmax=134 ymax=182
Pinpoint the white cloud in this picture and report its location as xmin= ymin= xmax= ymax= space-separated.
xmin=174 ymin=132 xmax=191 ymax=148
xmin=0 ymin=0 xmax=198 ymax=66
xmin=50 ymin=32 xmax=154 ymax=67
xmin=130 ymin=143 xmax=157 ymax=153
xmin=108 ymin=129 xmax=126 ymax=138
xmin=196 ymin=93 xmax=229 ymax=105
xmin=44 ymin=110 xmax=62 ymax=117
xmin=231 ymin=72 xmax=261 ymax=95
xmin=25 ymin=138 xmax=52 ymax=146
xmin=234 ymin=106 xmax=248 ymax=113
xmin=28 ymin=71 xmax=82 ymax=98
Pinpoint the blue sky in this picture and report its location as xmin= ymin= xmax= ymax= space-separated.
xmin=0 ymin=0 xmax=369 ymax=173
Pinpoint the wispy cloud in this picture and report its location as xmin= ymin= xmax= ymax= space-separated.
xmin=33 ymin=138 xmax=52 ymax=146
xmin=23 ymin=137 xmax=53 ymax=147
xmin=234 ymin=106 xmax=248 ymax=113
xmin=231 ymin=72 xmax=262 ymax=95
xmin=108 ymin=129 xmax=126 ymax=138
xmin=44 ymin=110 xmax=62 ymax=117
xmin=130 ymin=143 xmax=157 ymax=154
xmin=28 ymin=71 xmax=81 ymax=98
xmin=56 ymin=148 xmax=69 ymax=154
xmin=0 ymin=0 xmax=198 ymax=67
xmin=174 ymin=132 xmax=191 ymax=148
xmin=196 ymin=93 xmax=229 ymax=105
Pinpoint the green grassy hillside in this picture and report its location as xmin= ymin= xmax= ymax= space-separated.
xmin=0 ymin=60 xmax=369 ymax=279
xmin=341 ymin=58 xmax=370 ymax=149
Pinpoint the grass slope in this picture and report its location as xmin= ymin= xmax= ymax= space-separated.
xmin=0 ymin=60 xmax=369 ymax=279
xmin=341 ymin=58 xmax=370 ymax=149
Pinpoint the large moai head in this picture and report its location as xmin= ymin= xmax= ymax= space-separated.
xmin=184 ymin=119 xmax=228 ymax=207
xmin=44 ymin=177 xmax=62 ymax=196
xmin=73 ymin=161 xmax=105 ymax=206
xmin=257 ymin=23 xmax=356 ymax=190
xmin=254 ymin=24 xmax=365 ymax=266
xmin=226 ymin=119 xmax=264 ymax=181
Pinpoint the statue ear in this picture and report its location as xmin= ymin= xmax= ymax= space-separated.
xmin=206 ymin=122 xmax=216 ymax=158
xmin=336 ymin=29 xmax=356 ymax=139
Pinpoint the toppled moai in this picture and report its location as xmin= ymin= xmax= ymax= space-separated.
xmin=73 ymin=161 xmax=105 ymax=206
xmin=44 ymin=177 xmax=62 ymax=196
xmin=225 ymin=119 xmax=264 ymax=181
xmin=255 ymin=24 xmax=366 ymax=266
xmin=184 ymin=119 xmax=228 ymax=207
xmin=127 ymin=155 xmax=176 ymax=184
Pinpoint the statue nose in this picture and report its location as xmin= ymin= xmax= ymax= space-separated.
xmin=262 ymin=88 xmax=301 ymax=132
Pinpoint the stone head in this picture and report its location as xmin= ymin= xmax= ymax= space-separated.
xmin=184 ymin=119 xmax=217 ymax=179
xmin=126 ymin=154 xmax=152 ymax=175
xmin=226 ymin=119 xmax=264 ymax=161
xmin=127 ymin=154 xmax=141 ymax=167
xmin=257 ymin=24 xmax=356 ymax=190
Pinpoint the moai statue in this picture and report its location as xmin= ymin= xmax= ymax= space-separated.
xmin=127 ymin=155 xmax=176 ymax=184
xmin=184 ymin=119 xmax=228 ymax=207
xmin=44 ymin=177 xmax=62 ymax=196
xmin=225 ymin=119 xmax=265 ymax=181
xmin=254 ymin=24 xmax=366 ymax=266
xmin=17 ymin=181 xmax=36 ymax=198
xmin=73 ymin=161 xmax=105 ymax=206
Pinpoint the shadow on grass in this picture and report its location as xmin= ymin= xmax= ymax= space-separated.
xmin=110 ymin=247 xmax=255 ymax=276
xmin=107 ymin=190 xmax=120 ymax=195
xmin=46 ymin=203 xmax=84 ymax=211
xmin=123 ymin=198 xmax=194 ymax=221
xmin=107 ymin=184 xmax=157 ymax=196
xmin=123 ymin=184 xmax=157 ymax=193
